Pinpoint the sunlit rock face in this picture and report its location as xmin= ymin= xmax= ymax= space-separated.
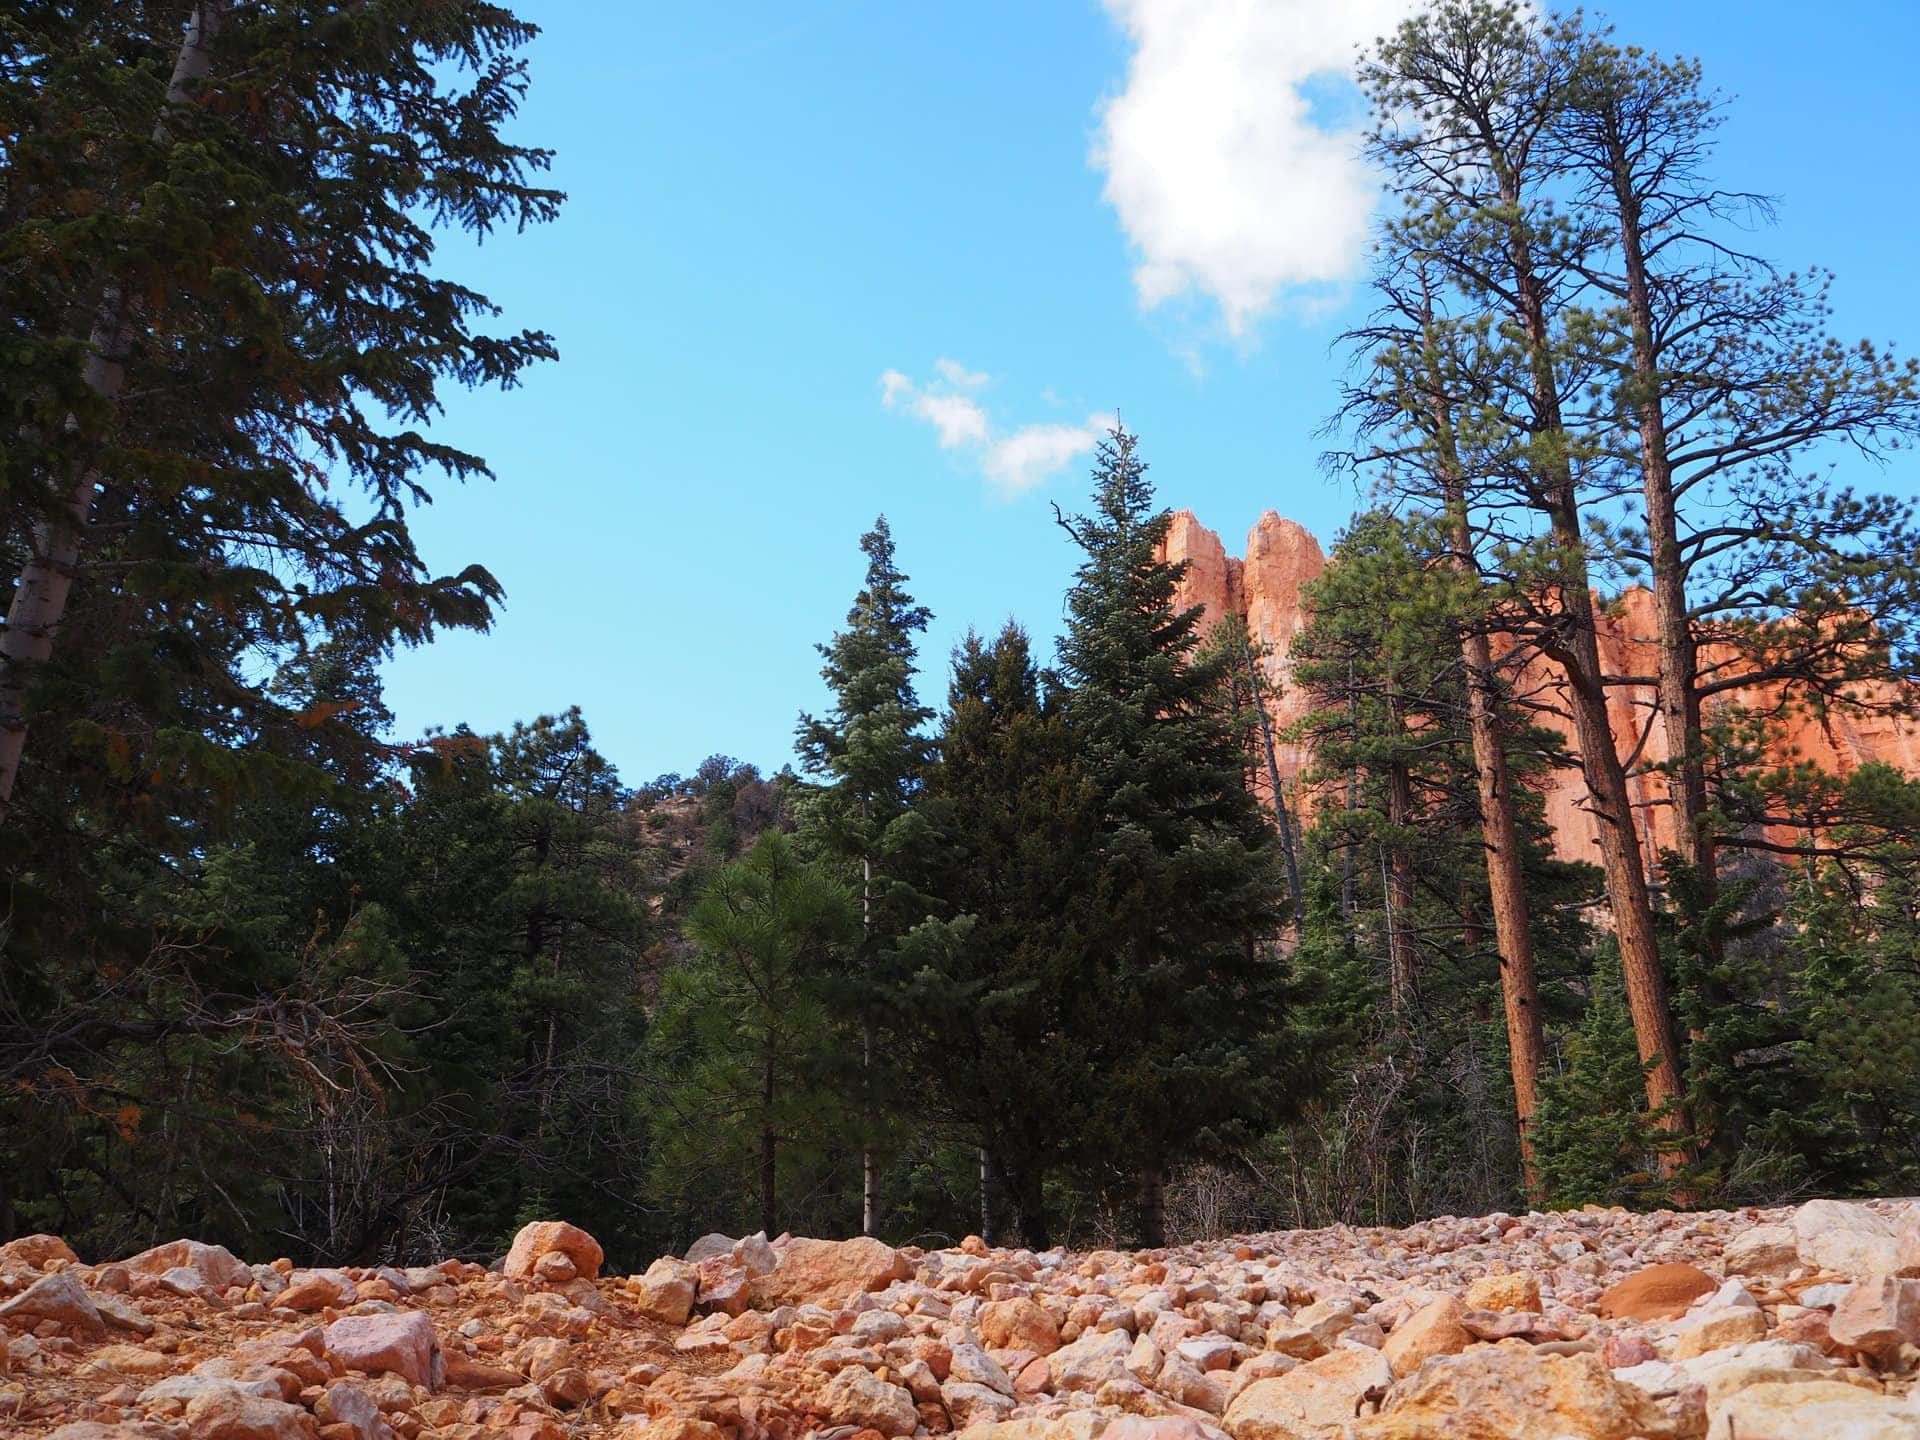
xmin=1159 ymin=510 xmax=1920 ymax=864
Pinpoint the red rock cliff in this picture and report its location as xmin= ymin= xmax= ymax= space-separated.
xmin=1160 ymin=510 xmax=1920 ymax=866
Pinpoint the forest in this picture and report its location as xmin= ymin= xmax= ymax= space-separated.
xmin=4 ymin=0 xmax=1920 ymax=1276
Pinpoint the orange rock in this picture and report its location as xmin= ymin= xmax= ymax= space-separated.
xmin=1597 ymin=1262 xmax=1718 ymax=1321
xmin=1383 ymin=1297 xmax=1472 ymax=1375
xmin=747 ymin=1236 xmax=912 ymax=1309
xmin=501 ymin=1222 xmax=603 ymax=1283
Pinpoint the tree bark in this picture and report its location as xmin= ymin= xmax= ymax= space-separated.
xmin=1238 ymin=631 xmax=1304 ymax=933
xmin=0 ymin=2 xmax=226 ymax=828
xmin=1013 ymin=1164 xmax=1049 ymax=1252
xmin=1383 ymin=714 xmax=1420 ymax=1024
xmin=1416 ymin=286 xmax=1550 ymax=1197
xmin=1495 ymin=170 xmax=1696 ymax=1180
xmin=760 ymin=1050 xmax=778 ymax=1238
xmin=1137 ymin=1161 xmax=1166 ymax=1249
xmin=1604 ymin=137 xmax=1715 ymax=916
xmin=977 ymin=1144 xmax=994 ymax=1246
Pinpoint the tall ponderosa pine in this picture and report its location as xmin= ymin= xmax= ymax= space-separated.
xmin=1055 ymin=427 xmax=1299 ymax=1246
xmin=1361 ymin=1 xmax=1694 ymax=1176
xmin=795 ymin=517 xmax=935 ymax=1236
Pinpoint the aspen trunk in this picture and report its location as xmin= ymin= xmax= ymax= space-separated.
xmin=0 ymin=3 xmax=226 ymax=827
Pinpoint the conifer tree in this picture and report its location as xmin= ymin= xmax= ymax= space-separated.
xmin=648 ymin=832 xmax=858 ymax=1238
xmin=900 ymin=624 xmax=1104 ymax=1249
xmin=1054 ymin=427 xmax=1299 ymax=1246
xmin=795 ymin=517 xmax=936 ymax=1235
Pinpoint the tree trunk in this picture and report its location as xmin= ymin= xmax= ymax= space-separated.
xmin=1238 ymin=631 xmax=1304 ymax=932
xmin=1416 ymin=286 xmax=1550 ymax=1197
xmin=0 ymin=2 xmax=227 ymax=828
xmin=1383 ymin=696 xmax=1420 ymax=1023
xmin=1498 ymin=190 xmax=1696 ymax=1180
xmin=1606 ymin=143 xmax=1715 ymax=920
xmin=861 ymin=850 xmax=878 ymax=1237
xmin=1137 ymin=1161 xmax=1166 ymax=1248
xmin=760 ymin=1050 xmax=778 ymax=1238
xmin=977 ymin=1145 xmax=994 ymax=1246
xmin=1013 ymin=1164 xmax=1049 ymax=1252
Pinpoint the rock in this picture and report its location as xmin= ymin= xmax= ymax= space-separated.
xmin=683 ymin=1233 xmax=736 ymax=1265
xmin=0 ymin=1272 xmax=106 ymax=1334
xmin=502 ymin=1221 xmax=604 ymax=1282
xmin=631 ymin=1257 xmax=698 ymax=1326
xmin=1830 ymin=1278 xmax=1920 ymax=1363
xmin=315 ymin=1382 xmax=388 ymax=1440
xmin=982 ymin=1297 xmax=1063 ymax=1355
xmin=441 ymin=1351 xmax=523 ymax=1390
xmin=1052 ymin=1330 xmax=1138 ymax=1393
xmin=1723 ymin=1225 xmax=1799 ymax=1278
xmin=945 ymin=1378 xmax=1020 ymax=1426
xmin=278 ymin=1270 xmax=356 ymax=1313
xmin=1670 ymin=1305 xmax=1768 ymax=1358
xmin=123 ymin=1238 xmax=251 ymax=1292
xmin=1597 ymin=1263 xmax=1717 ymax=1321
xmin=1104 ymin=1419 xmax=1222 ymax=1440
xmin=1383 ymin=1298 xmax=1471 ymax=1376
xmin=1359 ymin=1346 xmax=1688 ymax=1439
xmin=820 ymin=1365 xmax=918 ymax=1436
xmin=325 ymin=1311 xmax=438 ymax=1388
xmin=748 ymin=1235 xmax=912 ymax=1308
xmin=1673 ymin=1338 xmax=1846 ymax=1406
xmin=1462 ymin=1272 xmax=1540 ymax=1314
xmin=1707 ymin=1379 xmax=1920 ymax=1440
xmin=1793 ymin=1200 xmax=1916 ymax=1279
xmin=0 ymin=1234 xmax=80 ymax=1269
xmin=951 ymin=1341 xmax=1017 ymax=1397
xmin=1222 ymin=1348 xmax=1393 ymax=1440
xmin=140 ymin=1375 xmax=288 ymax=1407
xmin=181 ymin=1386 xmax=320 ymax=1440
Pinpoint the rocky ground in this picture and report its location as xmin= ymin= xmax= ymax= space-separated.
xmin=4 ymin=1200 xmax=1920 ymax=1440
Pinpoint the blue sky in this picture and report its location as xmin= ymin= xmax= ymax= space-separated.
xmin=382 ymin=0 xmax=1920 ymax=786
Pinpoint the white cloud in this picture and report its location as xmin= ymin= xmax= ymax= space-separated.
xmin=984 ymin=419 xmax=1111 ymax=495
xmin=934 ymin=357 xmax=990 ymax=390
xmin=1092 ymin=0 xmax=1421 ymax=336
xmin=881 ymin=364 xmax=1111 ymax=497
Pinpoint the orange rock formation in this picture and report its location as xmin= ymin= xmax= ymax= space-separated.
xmin=1160 ymin=510 xmax=1920 ymax=866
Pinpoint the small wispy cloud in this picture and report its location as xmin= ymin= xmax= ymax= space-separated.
xmin=881 ymin=361 xmax=1111 ymax=497
xmin=1092 ymin=0 xmax=1422 ymax=337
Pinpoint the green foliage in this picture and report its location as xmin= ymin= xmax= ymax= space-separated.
xmin=647 ymin=832 xmax=858 ymax=1238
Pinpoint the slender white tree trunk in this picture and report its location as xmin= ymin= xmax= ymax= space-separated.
xmin=0 ymin=4 xmax=225 ymax=826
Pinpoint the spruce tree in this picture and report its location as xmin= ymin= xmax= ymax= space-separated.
xmin=794 ymin=517 xmax=936 ymax=1235
xmin=900 ymin=623 xmax=1104 ymax=1249
xmin=1054 ymin=426 xmax=1299 ymax=1246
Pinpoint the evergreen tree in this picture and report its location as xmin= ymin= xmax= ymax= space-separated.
xmin=794 ymin=516 xmax=936 ymax=1235
xmin=1054 ymin=426 xmax=1301 ymax=1245
xmin=647 ymin=832 xmax=858 ymax=1238
xmin=900 ymin=624 xmax=1104 ymax=1248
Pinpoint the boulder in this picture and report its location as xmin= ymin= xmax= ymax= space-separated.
xmin=180 ymin=1387 xmax=319 ymax=1440
xmin=1793 ymin=1200 xmax=1914 ymax=1279
xmin=0 ymin=1272 xmax=106 ymax=1334
xmin=1051 ymin=1329 xmax=1137 ymax=1393
xmin=1597 ymin=1263 xmax=1717 ymax=1321
xmin=0 ymin=1234 xmax=80 ymax=1270
xmin=1670 ymin=1305 xmax=1768 ymax=1359
xmin=1359 ymin=1346 xmax=1688 ymax=1439
xmin=748 ymin=1235 xmax=911 ymax=1308
xmin=982 ymin=1296 xmax=1063 ymax=1355
xmin=1223 ymin=1348 xmax=1393 ymax=1440
xmin=502 ymin=1221 xmax=604 ymax=1282
xmin=315 ymin=1382 xmax=388 ymax=1440
xmin=1722 ymin=1225 xmax=1799 ymax=1278
xmin=631 ymin=1257 xmax=698 ymax=1326
xmin=820 ymin=1365 xmax=918 ymax=1436
xmin=123 ymin=1239 xmax=250 ymax=1292
xmin=1830 ymin=1277 xmax=1920 ymax=1363
xmin=1462 ymin=1273 xmax=1540 ymax=1314
xmin=324 ymin=1311 xmax=438 ymax=1389
xmin=1707 ymin=1379 xmax=1920 ymax=1440
xmin=1383 ymin=1297 xmax=1471 ymax=1376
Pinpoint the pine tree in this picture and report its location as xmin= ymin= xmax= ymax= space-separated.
xmin=794 ymin=516 xmax=936 ymax=1235
xmin=1054 ymin=426 xmax=1300 ymax=1246
xmin=648 ymin=831 xmax=858 ymax=1238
